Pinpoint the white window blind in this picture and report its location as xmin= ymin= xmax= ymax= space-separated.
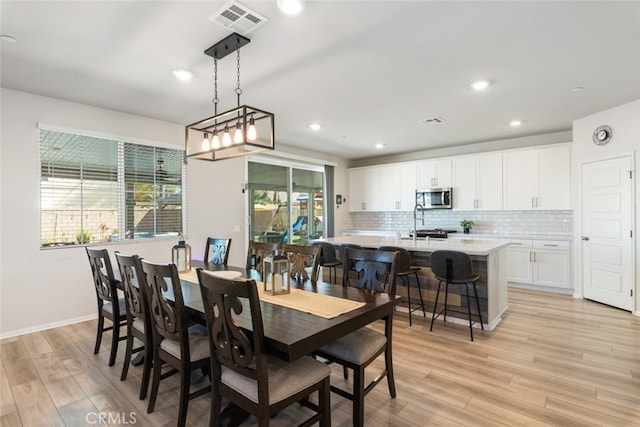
xmin=39 ymin=129 xmax=185 ymax=247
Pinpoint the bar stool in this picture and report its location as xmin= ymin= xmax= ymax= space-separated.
xmin=378 ymin=245 xmax=426 ymax=326
xmin=312 ymin=241 xmax=342 ymax=283
xmin=429 ymin=250 xmax=484 ymax=341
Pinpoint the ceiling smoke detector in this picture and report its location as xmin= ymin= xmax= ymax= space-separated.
xmin=209 ymin=2 xmax=268 ymax=34
xmin=418 ymin=116 xmax=446 ymax=126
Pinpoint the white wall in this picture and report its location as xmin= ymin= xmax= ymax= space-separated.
xmin=571 ymin=99 xmax=640 ymax=314
xmin=0 ymin=88 xmax=348 ymax=337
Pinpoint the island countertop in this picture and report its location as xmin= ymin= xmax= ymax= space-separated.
xmin=320 ymin=235 xmax=510 ymax=256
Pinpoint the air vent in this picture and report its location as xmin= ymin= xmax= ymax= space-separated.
xmin=418 ymin=116 xmax=446 ymax=126
xmin=209 ymin=2 xmax=267 ymax=34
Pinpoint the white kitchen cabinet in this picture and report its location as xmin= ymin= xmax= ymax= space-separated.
xmin=503 ymin=145 xmax=571 ymax=210
xmin=380 ymin=162 xmax=417 ymax=211
xmin=348 ymin=167 xmax=381 ymax=212
xmin=453 ymin=153 xmax=502 ymax=210
xmin=417 ymin=158 xmax=452 ymax=189
xmin=507 ymin=239 xmax=571 ymax=290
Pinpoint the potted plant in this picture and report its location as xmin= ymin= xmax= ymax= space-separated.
xmin=460 ymin=219 xmax=475 ymax=234
xmin=76 ymin=229 xmax=92 ymax=244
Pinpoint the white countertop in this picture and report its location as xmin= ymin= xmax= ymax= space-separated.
xmin=321 ymin=235 xmax=510 ymax=256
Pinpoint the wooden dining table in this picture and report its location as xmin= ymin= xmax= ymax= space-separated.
xmin=179 ymin=260 xmax=400 ymax=362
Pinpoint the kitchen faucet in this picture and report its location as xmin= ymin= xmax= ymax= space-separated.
xmin=413 ymin=203 xmax=424 ymax=242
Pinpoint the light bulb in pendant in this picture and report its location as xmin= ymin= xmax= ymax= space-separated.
xmin=233 ymin=122 xmax=243 ymax=144
xmin=201 ymin=133 xmax=210 ymax=150
xmin=222 ymin=125 xmax=232 ymax=146
xmin=211 ymin=130 xmax=220 ymax=149
xmin=247 ymin=115 xmax=257 ymax=141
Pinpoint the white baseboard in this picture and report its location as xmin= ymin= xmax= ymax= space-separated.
xmin=0 ymin=314 xmax=98 ymax=340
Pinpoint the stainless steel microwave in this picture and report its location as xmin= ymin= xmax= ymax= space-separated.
xmin=416 ymin=188 xmax=452 ymax=209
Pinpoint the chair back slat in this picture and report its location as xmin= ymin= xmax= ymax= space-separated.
xmin=204 ymin=238 xmax=232 ymax=265
xmin=86 ymin=247 xmax=117 ymax=302
xmin=114 ymin=252 xmax=148 ymax=322
xmin=343 ymin=248 xmax=397 ymax=295
xmin=198 ymin=270 xmax=266 ymax=383
xmin=141 ymin=260 xmax=186 ymax=343
xmin=282 ymin=244 xmax=321 ymax=282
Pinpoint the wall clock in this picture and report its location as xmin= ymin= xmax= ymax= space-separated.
xmin=592 ymin=125 xmax=613 ymax=146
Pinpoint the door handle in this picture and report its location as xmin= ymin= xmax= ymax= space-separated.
xmin=581 ymin=236 xmax=589 ymax=241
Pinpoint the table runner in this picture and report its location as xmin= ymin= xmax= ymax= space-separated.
xmin=179 ymin=270 xmax=365 ymax=319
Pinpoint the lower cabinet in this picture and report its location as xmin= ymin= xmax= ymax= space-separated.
xmin=507 ymin=239 xmax=571 ymax=290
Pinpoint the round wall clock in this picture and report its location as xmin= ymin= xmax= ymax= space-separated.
xmin=592 ymin=125 xmax=613 ymax=146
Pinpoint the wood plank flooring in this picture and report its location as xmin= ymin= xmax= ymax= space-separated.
xmin=1 ymin=288 xmax=639 ymax=426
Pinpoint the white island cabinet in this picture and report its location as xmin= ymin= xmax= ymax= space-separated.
xmin=320 ymin=235 xmax=510 ymax=331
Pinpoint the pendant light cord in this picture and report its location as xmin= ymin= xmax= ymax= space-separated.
xmin=236 ymin=42 xmax=242 ymax=108
xmin=212 ymin=58 xmax=219 ymax=116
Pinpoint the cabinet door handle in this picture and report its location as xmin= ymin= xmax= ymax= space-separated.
xmin=582 ymin=236 xmax=589 ymax=241
xmin=531 ymin=197 xmax=535 ymax=208
xmin=543 ymin=244 xmax=558 ymax=247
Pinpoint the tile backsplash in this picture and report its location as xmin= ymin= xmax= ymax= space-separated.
xmin=339 ymin=210 xmax=573 ymax=237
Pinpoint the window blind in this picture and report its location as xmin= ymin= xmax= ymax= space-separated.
xmin=39 ymin=129 xmax=185 ymax=247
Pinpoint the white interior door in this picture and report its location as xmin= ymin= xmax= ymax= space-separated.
xmin=581 ymin=156 xmax=634 ymax=311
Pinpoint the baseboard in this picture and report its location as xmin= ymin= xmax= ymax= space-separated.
xmin=0 ymin=314 xmax=98 ymax=340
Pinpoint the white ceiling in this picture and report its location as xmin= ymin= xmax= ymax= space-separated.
xmin=2 ymin=1 xmax=639 ymax=160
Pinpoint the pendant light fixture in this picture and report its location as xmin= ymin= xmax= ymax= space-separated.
xmin=185 ymin=33 xmax=275 ymax=161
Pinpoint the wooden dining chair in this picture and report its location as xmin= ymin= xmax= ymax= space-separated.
xmin=203 ymin=237 xmax=231 ymax=265
xmin=114 ymin=252 xmax=153 ymax=400
xmin=282 ymin=243 xmax=321 ymax=282
xmin=378 ymin=245 xmax=426 ymax=326
xmin=141 ymin=260 xmax=211 ymax=427
xmin=311 ymin=241 xmax=342 ymax=284
xmin=339 ymin=243 xmax=364 ymax=286
xmin=86 ymin=247 xmax=127 ymax=367
xmin=246 ymin=241 xmax=281 ymax=273
xmin=197 ymin=269 xmax=331 ymax=427
xmin=314 ymin=247 xmax=398 ymax=427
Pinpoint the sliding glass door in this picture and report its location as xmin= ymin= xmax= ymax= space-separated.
xmin=248 ymin=161 xmax=324 ymax=245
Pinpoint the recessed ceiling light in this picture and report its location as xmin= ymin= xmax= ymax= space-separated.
xmin=172 ymin=69 xmax=193 ymax=81
xmin=277 ymin=0 xmax=303 ymax=15
xmin=470 ymin=80 xmax=490 ymax=91
xmin=510 ymin=120 xmax=523 ymax=127
xmin=571 ymin=86 xmax=584 ymax=92
xmin=309 ymin=123 xmax=321 ymax=131
xmin=375 ymin=143 xmax=384 ymax=149
xmin=0 ymin=34 xmax=16 ymax=43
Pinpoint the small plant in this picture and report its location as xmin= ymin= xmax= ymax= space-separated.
xmin=460 ymin=219 xmax=475 ymax=233
xmin=76 ymin=229 xmax=92 ymax=244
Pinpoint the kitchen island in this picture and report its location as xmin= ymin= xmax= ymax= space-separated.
xmin=319 ymin=235 xmax=510 ymax=330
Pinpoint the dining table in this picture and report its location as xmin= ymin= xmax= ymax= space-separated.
xmin=178 ymin=260 xmax=400 ymax=362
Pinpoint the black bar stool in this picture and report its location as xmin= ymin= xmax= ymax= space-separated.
xmin=429 ymin=250 xmax=484 ymax=341
xmin=312 ymin=241 xmax=342 ymax=284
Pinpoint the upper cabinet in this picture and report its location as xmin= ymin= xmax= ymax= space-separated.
xmin=452 ymin=153 xmax=503 ymax=210
xmin=416 ymin=159 xmax=452 ymax=188
xmin=380 ymin=162 xmax=417 ymax=211
xmin=348 ymin=167 xmax=381 ymax=212
xmin=349 ymin=163 xmax=416 ymax=212
xmin=502 ymin=145 xmax=571 ymax=210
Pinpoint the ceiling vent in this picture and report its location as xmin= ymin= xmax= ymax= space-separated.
xmin=418 ymin=116 xmax=446 ymax=126
xmin=209 ymin=2 xmax=267 ymax=34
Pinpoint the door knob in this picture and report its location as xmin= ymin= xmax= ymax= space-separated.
xmin=581 ymin=236 xmax=589 ymax=241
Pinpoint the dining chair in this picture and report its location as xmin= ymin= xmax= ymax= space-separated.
xmin=86 ymin=247 xmax=127 ymax=367
xmin=282 ymin=243 xmax=321 ymax=283
xmin=314 ymin=247 xmax=398 ymax=427
xmin=378 ymin=245 xmax=426 ymax=326
xmin=429 ymin=250 xmax=484 ymax=341
xmin=114 ymin=251 xmax=153 ymax=400
xmin=338 ymin=243 xmax=364 ymax=286
xmin=197 ymin=269 xmax=331 ymax=427
xmin=311 ymin=241 xmax=342 ymax=284
xmin=141 ymin=260 xmax=211 ymax=427
xmin=203 ymin=237 xmax=231 ymax=265
xmin=246 ymin=241 xmax=281 ymax=273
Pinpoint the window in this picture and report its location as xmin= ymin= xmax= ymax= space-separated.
xmin=39 ymin=129 xmax=185 ymax=247
xmin=248 ymin=161 xmax=326 ymax=245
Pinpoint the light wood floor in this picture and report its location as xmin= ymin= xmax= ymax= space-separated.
xmin=1 ymin=288 xmax=639 ymax=426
